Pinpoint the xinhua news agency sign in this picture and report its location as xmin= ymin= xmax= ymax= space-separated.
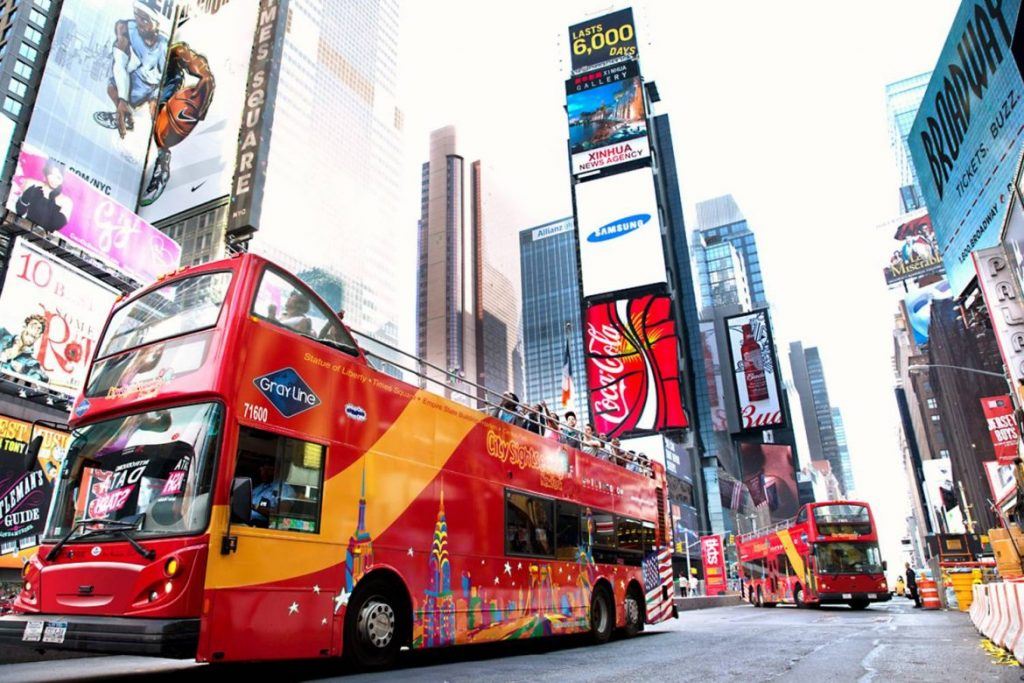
xmin=973 ymin=246 xmax=1022 ymax=402
xmin=909 ymin=0 xmax=1024 ymax=297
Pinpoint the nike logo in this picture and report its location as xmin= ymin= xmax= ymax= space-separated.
xmin=191 ymin=181 xmax=206 ymax=192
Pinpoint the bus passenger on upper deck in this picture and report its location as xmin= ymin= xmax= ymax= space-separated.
xmin=559 ymin=411 xmax=581 ymax=449
xmin=268 ymin=291 xmax=313 ymax=335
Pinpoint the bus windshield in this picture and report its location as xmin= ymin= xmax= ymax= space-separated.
xmin=814 ymin=542 xmax=883 ymax=575
xmin=45 ymin=403 xmax=222 ymax=542
xmin=813 ymin=504 xmax=871 ymax=536
xmin=98 ymin=271 xmax=232 ymax=359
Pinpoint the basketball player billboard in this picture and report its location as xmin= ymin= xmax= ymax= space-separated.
xmin=18 ymin=0 xmax=175 ymax=210
xmin=584 ymin=294 xmax=688 ymax=438
xmin=138 ymin=0 xmax=261 ymax=223
xmin=0 ymin=239 xmax=117 ymax=399
xmin=724 ymin=309 xmax=786 ymax=433
xmin=738 ymin=443 xmax=799 ymax=523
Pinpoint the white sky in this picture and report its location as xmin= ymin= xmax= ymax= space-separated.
xmin=395 ymin=0 xmax=962 ymax=565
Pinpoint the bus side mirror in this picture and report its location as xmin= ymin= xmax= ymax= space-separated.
xmin=20 ymin=435 xmax=42 ymax=473
xmin=230 ymin=477 xmax=252 ymax=524
xmin=882 ymin=560 xmax=888 ymax=572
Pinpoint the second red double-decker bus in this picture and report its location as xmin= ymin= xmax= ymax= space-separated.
xmin=0 ymin=253 xmax=675 ymax=667
xmin=737 ymin=501 xmax=889 ymax=610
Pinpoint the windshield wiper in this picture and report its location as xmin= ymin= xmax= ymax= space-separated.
xmin=46 ymin=516 xmax=154 ymax=561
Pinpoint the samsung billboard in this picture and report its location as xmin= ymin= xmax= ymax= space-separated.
xmin=573 ymin=167 xmax=667 ymax=298
xmin=908 ymin=0 xmax=1024 ymax=296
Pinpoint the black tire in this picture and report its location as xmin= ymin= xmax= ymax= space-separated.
xmin=794 ymin=585 xmax=804 ymax=608
xmin=849 ymin=600 xmax=870 ymax=611
xmin=589 ymin=585 xmax=614 ymax=644
xmin=756 ymin=588 xmax=764 ymax=608
xmin=622 ymin=585 xmax=645 ymax=637
xmin=344 ymin=578 xmax=403 ymax=669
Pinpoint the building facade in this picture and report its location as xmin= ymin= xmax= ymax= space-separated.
xmin=692 ymin=236 xmax=751 ymax=313
xmin=692 ymin=195 xmax=767 ymax=309
xmin=519 ymin=217 xmax=585 ymax=414
xmin=830 ymin=406 xmax=855 ymax=495
xmin=884 ymin=72 xmax=931 ymax=214
xmin=789 ymin=342 xmax=850 ymax=495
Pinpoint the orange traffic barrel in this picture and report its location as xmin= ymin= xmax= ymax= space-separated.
xmin=919 ymin=578 xmax=941 ymax=610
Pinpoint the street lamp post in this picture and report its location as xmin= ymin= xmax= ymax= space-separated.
xmin=906 ymin=363 xmax=1007 ymax=379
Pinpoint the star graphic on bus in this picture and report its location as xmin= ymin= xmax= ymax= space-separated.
xmin=313 ymin=584 xmax=320 ymax=594
xmin=407 ymin=547 xmax=414 ymax=557
xmin=494 ymin=576 xmax=499 ymax=585
xmin=288 ymin=602 xmax=299 ymax=615
xmin=334 ymin=589 xmax=350 ymax=613
xmin=504 ymin=562 xmax=512 ymax=575
xmin=321 ymin=618 xmax=328 ymax=626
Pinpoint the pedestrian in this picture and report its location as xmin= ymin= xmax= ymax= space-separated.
xmin=894 ymin=575 xmax=905 ymax=597
xmin=560 ymin=411 xmax=582 ymax=449
xmin=597 ymin=433 xmax=612 ymax=461
xmin=905 ymin=562 xmax=919 ymax=607
xmin=540 ymin=404 xmax=561 ymax=440
xmin=610 ymin=437 xmax=625 ymax=466
xmin=688 ymin=573 xmax=699 ymax=597
xmin=524 ymin=403 xmax=544 ymax=435
xmin=496 ymin=392 xmax=522 ymax=426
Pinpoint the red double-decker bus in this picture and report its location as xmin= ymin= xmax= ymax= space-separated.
xmin=0 ymin=253 xmax=675 ymax=667
xmin=737 ymin=501 xmax=889 ymax=610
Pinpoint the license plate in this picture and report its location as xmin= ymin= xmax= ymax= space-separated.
xmin=868 ymin=593 xmax=877 ymax=599
xmin=22 ymin=620 xmax=43 ymax=642
xmin=42 ymin=622 xmax=67 ymax=644
xmin=842 ymin=593 xmax=853 ymax=599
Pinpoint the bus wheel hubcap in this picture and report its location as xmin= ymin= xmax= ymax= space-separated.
xmin=358 ymin=599 xmax=394 ymax=649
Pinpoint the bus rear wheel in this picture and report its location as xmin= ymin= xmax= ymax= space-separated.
xmin=589 ymin=586 xmax=614 ymax=644
xmin=345 ymin=578 xmax=403 ymax=669
xmin=756 ymin=588 xmax=764 ymax=608
xmin=621 ymin=585 xmax=645 ymax=637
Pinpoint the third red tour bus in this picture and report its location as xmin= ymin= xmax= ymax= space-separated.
xmin=737 ymin=501 xmax=890 ymax=610
xmin=0 ymin=253 xmax=675 ymax=667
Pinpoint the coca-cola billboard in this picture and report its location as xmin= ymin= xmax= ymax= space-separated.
xmin=725 ymin=309 xmax=786 ymax=433
xmin=584 ymin=294 xmax=688 ymax=438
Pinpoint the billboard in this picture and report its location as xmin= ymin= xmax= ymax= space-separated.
xmin=566 ymin=60 xmax=649 ymax=176
xmin=725 ymin=309 xmax=785 ymax=432
xmin=922 ymin=458 xmax=964 ymax=534
xmin=699 ymin=321 xmax=728 ymax=431
xmin=980 ymin=395 xmax=1019 ymax=465
xmin=226 ymin=0 xmax=289 ymax=243
xmin=883 ymin=212 xmax=944 ymax=285
xmin=574 ymin=168 xmax=667 ymax=297
xmin=908 ymin=0 xmax=1024 ymax=296
xmin=8 ymin=147 xmax=180 ymax=283
xmin=19 ymin=0 xmax=175 ymax=209
xmin=137 ymin=0 xmax=260 ymax=223
xmin=0 ymin=416 xmax=69 ymax=563
xmin=0 ymin=239 xmax=118 ymax=398
xmin=584 ymin=294 xmax=687 ymax=438
xmin=974 ymin=247 xmax=1024 ymax=406
xmin=700 ymin=535 xmax=728 ymax=596
xmin=568 ymin=8 xmax=639 ymax=73
xmin=984 ymin=460 xmax=1015 ymax=504
xmin=738 ymin=442 xmax=799 ymax=523
xmin=902 ymin=278 xmax=952 ymax=347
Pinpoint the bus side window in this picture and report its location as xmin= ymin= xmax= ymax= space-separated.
xmin=555 ymin=501 xmax=580 ymax=560
xmin=505 ymin=490 xmax=554 ymax=558
xmin=234 ymin=425 xmax=325 ymax=534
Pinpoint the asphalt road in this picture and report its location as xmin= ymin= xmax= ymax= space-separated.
xmin=0 ymin=597 xmax=1017 ymax=682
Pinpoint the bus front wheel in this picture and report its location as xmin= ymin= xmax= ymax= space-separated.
xmin=345 ymin=578 xmax=403 ymax=669
xmin=589 ymin=585 xmax=614 ymax=644
xmin=794 ymin=586 xmax=804 ymax=608
xmin=849 ymin=600 xmax=870 ymax=611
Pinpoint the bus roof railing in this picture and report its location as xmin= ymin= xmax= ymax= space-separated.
xmin=348 ymin=327 xmax=654 ymax=478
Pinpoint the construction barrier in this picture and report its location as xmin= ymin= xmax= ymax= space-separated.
xmin=919 ymin=578 xmax=941 ymax=610
xmin=969 ymin=580 xmax=1024 ymax=664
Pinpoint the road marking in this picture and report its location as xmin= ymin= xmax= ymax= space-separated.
xmin=858 ymin=638 xmax=886 ymax=683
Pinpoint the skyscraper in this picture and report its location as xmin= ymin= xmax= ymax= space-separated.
xmin=692 ymin=236 xmax=752 ymax=313
xmin=692 ymin=195 xmax=767 ymax=309
xmin=885 ymin=72 xmax=931 ymax=214
xmin=416 ymin=127 xmax=520 ymax=404
xmin=519 ymin=217 xmax=585 ymax=413
xmin=830 ymin=406 xmax=855 ymax=495
xmin=789 ymin=342 xmax=849 ymax=495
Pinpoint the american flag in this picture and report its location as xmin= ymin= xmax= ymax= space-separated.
xmin=561 ymin=335 xmax=574 ymax=408
xmin=643 ymin=546 xmax=674 ymax=623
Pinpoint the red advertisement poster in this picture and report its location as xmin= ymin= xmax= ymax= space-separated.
xmin=584 ymin=295 xmax=688 ymax=438
xmin=700 ymin=534 xmax=728 ymax=596
xmin=980 ymin=395 xmax=1019 ymax=465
